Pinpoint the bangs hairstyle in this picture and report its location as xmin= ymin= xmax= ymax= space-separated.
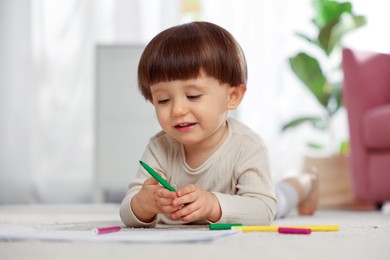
xmin=138 ymin=21 xmax=247 ymax=100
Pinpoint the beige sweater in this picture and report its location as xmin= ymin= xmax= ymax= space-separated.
xmin=120 ymin=118 xmax=276 ymax=227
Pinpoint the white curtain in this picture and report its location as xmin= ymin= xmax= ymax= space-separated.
xmin=1 ymin=0 xmax=389 ymax=203
xmin=0 ymin=0 xmax=181 ymax=203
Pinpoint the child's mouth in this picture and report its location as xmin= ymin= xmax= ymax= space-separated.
xmin=175 ymin=123 xmax=196 ymax=129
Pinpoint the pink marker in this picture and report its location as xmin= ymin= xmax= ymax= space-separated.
xmin=92 ymin=226 xmax=122 ymax=235
xmin=278 ymin=227 xmax=311 ymax=235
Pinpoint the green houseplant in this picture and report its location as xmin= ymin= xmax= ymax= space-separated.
xmin=283 ymin=0 xmax=368 ymax=208
xmin=282 ymin=0 xmax=366 ymax=154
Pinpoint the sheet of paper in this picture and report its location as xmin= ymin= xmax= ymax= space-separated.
xmin=0 ymin=224 xmax=240 ymax=243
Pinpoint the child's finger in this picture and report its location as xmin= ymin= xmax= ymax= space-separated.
xmin=158 ymin=188 xmax=177 ymax=198
xmin=175 ymin=184 xmax=196 ymax=197
xmin=161 ymin=204 xmax=182 ymax=215
xmin=144 ymin=176 xmax=158 ymax=185
xmin=179 ymin=210 xmax=201 ymax=222
xmin=172 ymin=195 xmax=191 ymax=207
xmin=158 ymin=196 xmax=175 ymax=206
xmin=171 ymin=203 xmax=198 ymax=221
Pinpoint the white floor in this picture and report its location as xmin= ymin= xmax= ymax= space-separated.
xmin=0 ymin=204 xmax=389 ymax=260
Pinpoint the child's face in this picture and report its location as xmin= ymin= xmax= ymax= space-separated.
xmin=149 ymin=74 xmax=236 ymax=149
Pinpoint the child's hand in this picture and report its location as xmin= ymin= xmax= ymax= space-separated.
xmin=170 ymin=184 xmax=222 ymax=223
xmin=131 ymin=177 xmax=180 ymax=222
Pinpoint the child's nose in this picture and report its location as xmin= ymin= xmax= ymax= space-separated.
xmin=171 ymin=99 xmax=188 ymax=117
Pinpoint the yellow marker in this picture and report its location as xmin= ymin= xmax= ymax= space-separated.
xmin=233 ymin=225 xmax=339 ymax=232
xmin=294 ymin=225 xmax=339 ymax=232
xmin=232 ymin=226 xmax=278 ymax=232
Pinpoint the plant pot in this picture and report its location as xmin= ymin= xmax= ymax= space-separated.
xmin=302 ymin=154 xmax=370 ymax=209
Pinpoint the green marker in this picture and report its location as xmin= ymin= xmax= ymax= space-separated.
xmin=139 ymin=161 xmax=176 ymax=192
xmin=209 ymin=223 xmax=243 ymax=230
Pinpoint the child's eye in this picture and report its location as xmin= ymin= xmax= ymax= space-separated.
xmin=187 ymin=95 xmax=202 ymax=101
xmin=157 ymin=99 xmax=170 ymax=104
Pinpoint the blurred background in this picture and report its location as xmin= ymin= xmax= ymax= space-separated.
xmin=1 ymin=0 xmax=389 ymax=204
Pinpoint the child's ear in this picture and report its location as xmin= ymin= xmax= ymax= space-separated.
xmin=227 ymin=84 xmax=246 ymax=110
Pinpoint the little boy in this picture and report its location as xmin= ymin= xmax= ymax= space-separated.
xmin=120 ymin=21 xmax=318 ymax=227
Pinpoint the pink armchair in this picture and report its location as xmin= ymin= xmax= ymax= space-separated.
xmin=342 ymin=48 xmax=390 ymax=204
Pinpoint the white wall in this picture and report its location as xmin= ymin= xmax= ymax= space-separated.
xmin=0 ymin=0 xmax=36 ymax=203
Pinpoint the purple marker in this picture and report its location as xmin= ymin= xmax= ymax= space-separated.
xmin=278 ymin=227 xmax=311 ymax=235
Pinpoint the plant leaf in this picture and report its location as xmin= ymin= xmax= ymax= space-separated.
xmin=327 ymin=13 xmax=367 ymax=54
xmin=282 ymin=116 xmax=326 ymax=132
xmin=289 ymin=52 xmax=328 ymax=108
xmin=314 ymin=1 xmax=367 ymax=55
xmin=307 ymin=142 xmax=324 ymax=149
xmin=295 ymin=32 xmax=316 ymax=45
xmin=339 ymin=139 xmax=349 ymax=155
xmin=312 ymin=0 xmax=352 ymax=29
xmin=317 ymin=19 xmax=338 ymax=55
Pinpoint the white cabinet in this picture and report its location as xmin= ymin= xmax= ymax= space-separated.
xmin=95 ymin=45 xmax=161 ymax=202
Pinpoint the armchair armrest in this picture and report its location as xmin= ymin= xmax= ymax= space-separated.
xmin=363 ymin=104 xmax=390 ymax=149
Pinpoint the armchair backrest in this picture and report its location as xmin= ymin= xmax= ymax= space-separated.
xmin=343 ymin=48 xmax=390 ymax=114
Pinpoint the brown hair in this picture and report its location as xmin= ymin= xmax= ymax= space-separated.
xmin=137 ymin=21 xmax=247 ymax=100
